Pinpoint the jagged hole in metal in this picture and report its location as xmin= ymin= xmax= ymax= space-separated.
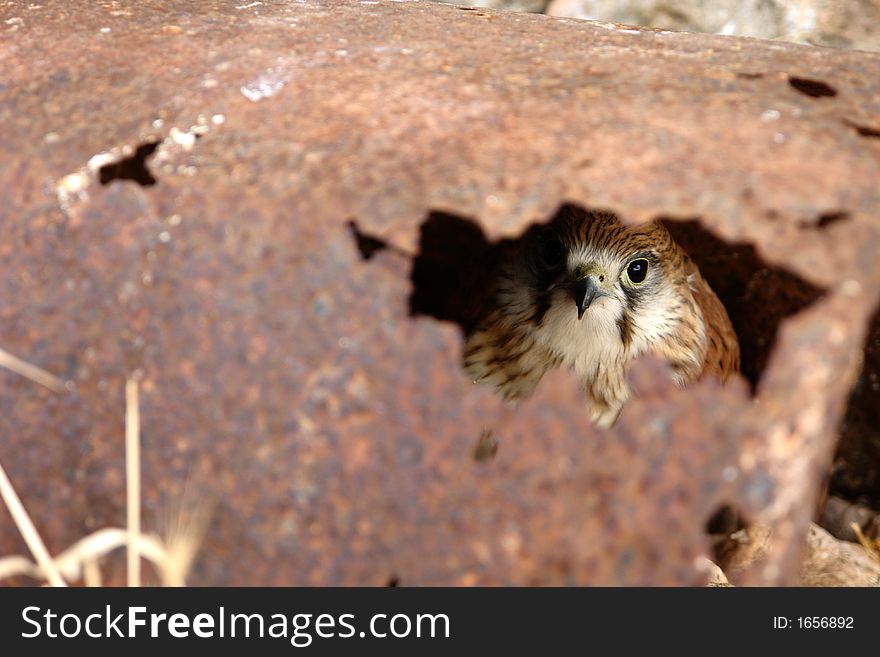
xmin=98 ymin=141 xmax=159 ymax=186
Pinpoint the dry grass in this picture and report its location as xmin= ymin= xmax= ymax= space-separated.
xmin=0 ymin=352 xmax=208 ymax=586
xmin=126 ymin=379 xmax=141 ymax=587
xmin=0 ymin=348 xmax=66 ymax=393
xmin=851 ymin=522 xmax=880 ymax=564
xmin=0 ymin=461 xmax=67 ymax=586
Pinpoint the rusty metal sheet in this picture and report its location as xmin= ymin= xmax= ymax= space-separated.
xmin=1 ymin=0 xmax=879 ymax=585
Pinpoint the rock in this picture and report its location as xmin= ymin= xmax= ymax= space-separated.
xmin=819 ymin=496 xmax=880 ymax=543
xmin=545 ymin=0 xmax=880 ymax=51
xmin=716 ymin=524 xmax=773 ymax=574
xmin=716 ymin=522 xmax=880 ymax=586
xmin=800 ymin=524 xmax=880 ymax=586
xmin=704 ymin=559 xmax=732 ymax=587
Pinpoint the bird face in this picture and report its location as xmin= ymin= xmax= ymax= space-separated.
xmin=522 ymin=212 xmax=686 ymax=360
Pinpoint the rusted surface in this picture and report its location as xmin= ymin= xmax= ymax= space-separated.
xmin=1 ymin=0 xmax=879 ymax=585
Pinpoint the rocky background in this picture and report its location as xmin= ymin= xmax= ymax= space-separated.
xmin=442 ymin=0 xmax=880 ymax=51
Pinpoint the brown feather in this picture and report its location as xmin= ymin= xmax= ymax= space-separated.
xmin=687 ymin=260 xmax=741 ymax=382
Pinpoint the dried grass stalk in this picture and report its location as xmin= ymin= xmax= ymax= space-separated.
xmin=0 ymin=461 xmax=66 ymax=586
xmin=125 ymin=378 xmax=141 ymax=587
xmin=0 ymin=348 xmax=65 ymax=393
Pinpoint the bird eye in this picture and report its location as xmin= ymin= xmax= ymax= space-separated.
xmin=625 ymin=258 xmax=649 ymax=285
xmin=538 ymin=237 xmax=565 ymax=271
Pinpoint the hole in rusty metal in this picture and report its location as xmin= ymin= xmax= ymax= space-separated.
xmin=843 ymin=119 xmax=880 ymax=139
xmin=98 ymin=140 xmax=159 ymax=186
xmin=816 ymin=211 xmax=850 ymax=228
xmin=473 ymin=429 xmax=499 ymax=462
xmin=455 ymin=5 xmax=488 ymax=15
xmin=386 ymin=575 xmax=400 ymax=587
xmin=662 ymin=219 xmax=825 ymax=391
xmin=705 ymin=504 xmax=744 ymax=536
xmin=402 ymin=208 xmax=825 ymax=396
xmin=831 ymin=305 xmax=880 ymax=510
xmin=737 ymin=72 xmax=764 ymax=79
xmin=348 ymin=220 xmax=389 ymax=261
xmin=408 ymin=211 xmax=498 ymax=335
xmin=706 ymin=504 xmax=750 ymax=572
xmin=800 ymin=210 xmax=850 ymax=230
xmin=787 ymin=76 xmax=837 ymax=98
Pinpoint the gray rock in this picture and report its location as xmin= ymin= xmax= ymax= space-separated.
xmin=544 ymin=0 xmax=880 ymax=51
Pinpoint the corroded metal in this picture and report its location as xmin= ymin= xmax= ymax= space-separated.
xmin=1 ymin=0 xmax=879 ymax=585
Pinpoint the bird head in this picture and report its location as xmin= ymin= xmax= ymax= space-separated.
xmin=517 ymin=209 xmax=694 ymax=354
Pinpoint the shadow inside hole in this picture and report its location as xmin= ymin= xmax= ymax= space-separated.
xmin=348 ymin=220 xmax=389 ymax=260
xmin=705 ymin=503 xmax=745 ymax=536
xmin=98 ymin=141 xmax=159 ymax=186
xmin=843 ymin=118 xmax=880 ymax=139
xmin=788 ymin=76 xmax=837 ymax=98
xmin=830 ymin=305 xmax=880 ymax=509
xmin=704 ymin=503 xmax=752 ymax=576
xmin=661 ymin=219 xmax=824 ymax=391
xmin=408 ymin=211 xmax=503 ymax=335
xmin=813 ymin=211 xmax=850 ymax=229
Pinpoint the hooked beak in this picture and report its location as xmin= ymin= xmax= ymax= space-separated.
xmin=565 ymin=277 xmax=601 ymax=320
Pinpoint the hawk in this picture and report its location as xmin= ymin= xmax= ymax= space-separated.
xmin=463 ymin=207 xmax=740 ymax=428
